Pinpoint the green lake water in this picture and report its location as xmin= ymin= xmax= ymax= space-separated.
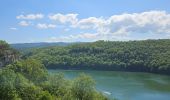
xmin=49 ymin=70 xmax=170 ymax=100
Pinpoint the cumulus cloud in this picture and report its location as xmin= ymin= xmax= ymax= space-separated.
xmin=18 ymin=21 xmax=30 ymax=26
xmin=75 ymin=17 xmax=105 ymax=29
xmin=47 ymin=11 xmax=170 ymax=39
xmin=75 ymin=11 xmax=170 ymax=36
xmin=36 ymin=23 xmax=56 ymax=29
xmin=105 ymin=11 xmax=170 ymax=35
xmin=49 ymin=13 xmax=78 ymax=25
xmin=16 ymin=11 xmax=170 ymax=41
xmin=46 ymin=10 xmax=170 ymax=42
xmin=16 ymin=14 xmax=44 ymax=20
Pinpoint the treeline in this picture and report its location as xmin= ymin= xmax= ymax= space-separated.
xmin=25 ymin=39 xmax=170 ymax=75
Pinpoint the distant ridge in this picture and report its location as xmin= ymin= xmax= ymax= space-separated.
xmin=10 ymin=42 xmax=73 ymax=50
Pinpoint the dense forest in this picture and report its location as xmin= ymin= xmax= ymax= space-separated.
xmin=0 ymin=40 xmax=108 ymax=100
xmin=24 ymin=39 xmax=170 ymax=75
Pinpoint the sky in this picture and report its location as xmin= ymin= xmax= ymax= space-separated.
xmin=0 ymin=0 xmax=170 ymax=43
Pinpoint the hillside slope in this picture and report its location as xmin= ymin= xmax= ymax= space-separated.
xmin=25 ymin=39 xmax=170 ymax=75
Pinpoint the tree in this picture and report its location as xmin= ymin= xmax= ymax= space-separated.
xmin=71 ymin=73 xmax=96 ymax=100
xmin=42 ymin=73 xmax=70 ymax=98
xmin=0 ymin=69 xmax=19 ymax=100
xmin=7 ymin=59 xmax=48 ymax=84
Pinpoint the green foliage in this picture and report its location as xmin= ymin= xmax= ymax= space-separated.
xmin=0 ymin=40 xmax=108 ymax=100
xmin=0 ymin=59 xmax=107 ymax=100
xmin=25 ymin=39 xmax=170 ymax=75
xmin=0 ymin=68 xmax=49 ymax=100
xmin=41 ymin=73 xmax=70 ymax=97
xmin=71 ymin=73 xmax=108 ymax=100
xmin=0 ymin=40 xmax=10 ymax=49
xmin=71 ymin=73 xmax=95 ymax=100
xmin=0 ymin=69 xmax=19 ymax=100
xmin=39 ymin=91 xmax=53 ymax=100
xmin=7 ymin=59 xmax=48 ymax=84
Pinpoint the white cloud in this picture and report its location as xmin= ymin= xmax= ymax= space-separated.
xmin=15 ymin=11 xmax=170 ymax=41
xmin=48 ymin=11 xmax=170 ymax=38
xmin=36 ymin=23 xmax=56 ymax=29
xmin=72 ymin=11 xmax=170 ymax=36
xmin=71 ymin=33 xmax=98 ymax=39
xmin=46 ymin=32 xmax=130 ymax=42
xmin=18 ymin=21 xmax=30 ymax=26
xmin=75 ymin=17 xmax=105 ymax=29
xmin=47 ymin=33 xmax=97 ymax=42
xmin=10 ymin=27 xmax=17 ymax=30
xmin=16 ymin=14 xmax=44 ymax=20
xmin=104 ymin=10 xmax=170 ymax=35
xmin=49 ymin=13 xmax=78 ymax=25
xmin=46 ymin=10 xmax=170 ymax=42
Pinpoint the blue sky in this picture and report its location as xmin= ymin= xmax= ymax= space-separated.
xmin=0 ymin=0 xmax=170 ymax=43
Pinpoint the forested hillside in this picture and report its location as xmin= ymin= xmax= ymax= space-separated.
xmin=25 ymin=39 xmax=170 ymax=75
xmin=0 ymin=41 xmax=108 ymax=100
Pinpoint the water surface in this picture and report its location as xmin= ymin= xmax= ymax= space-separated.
xmin=49 ymin=70 xmax=170 ymax=100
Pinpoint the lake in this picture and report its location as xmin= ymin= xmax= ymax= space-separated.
xmin=49 ymin=70 xmax=170 ymax=100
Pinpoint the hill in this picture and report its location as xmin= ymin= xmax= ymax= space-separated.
xmin=24 ymin=39 xmax=170 ymax=75
xmin=10 ymin=42 xmax=73 ymax=50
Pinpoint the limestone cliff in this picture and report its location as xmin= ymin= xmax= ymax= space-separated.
xmin=0 ymin=40 xmax=20 ymax=67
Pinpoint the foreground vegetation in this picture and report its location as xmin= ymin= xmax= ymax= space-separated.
xmin=0 ymin=40 xmax=108 ymax=100
xmin=24 ymin=39 xmax=170 ymax=75
xmin=0 ymin=59 xmax=107 ymax=100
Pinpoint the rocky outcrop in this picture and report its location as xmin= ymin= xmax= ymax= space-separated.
xmin=0 ymin=51 xmax=19 ymax=67
xmin=0 ymin=41 xmax=20 ymax=67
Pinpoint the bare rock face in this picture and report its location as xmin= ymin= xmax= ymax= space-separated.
xmin=0 ymin=41 xmax=20 ymax=67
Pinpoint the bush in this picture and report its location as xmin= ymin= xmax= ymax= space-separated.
xmin=71 ymin=73 xmax=107 ymax=100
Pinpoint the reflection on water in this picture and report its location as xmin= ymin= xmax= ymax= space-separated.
xmin=49 ymin=70 xmax=170 ymax=100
